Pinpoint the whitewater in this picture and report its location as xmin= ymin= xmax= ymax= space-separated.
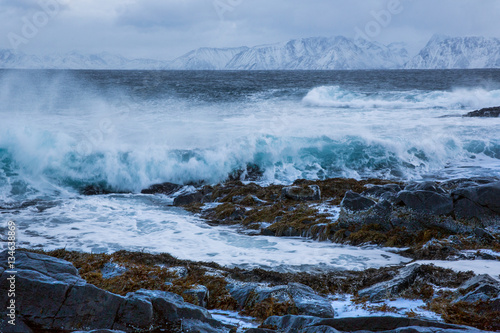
xmin=1 ymin=69 xmax=499 ymax=270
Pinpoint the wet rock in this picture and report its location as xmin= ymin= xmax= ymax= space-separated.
xmin=300 ymin=326 xmax=340 ymax=333
xmin=358 ymin=264 xmax=421 ymax=302
xmin=0 ymin=250 xmax=227 ymax=332
xmin=72 ymin=330 xmax=127 ymax=333
xmin=227 ymin=282 xmax=334 ymax=318
xmin=141 ymin=182 xmax=182 ymax=195
xmin=81 ymin=184 xmax=114 ymax=196
xmin=404 ymin=181 xmax=447 ymax=194
xmin=282 ymin=185 xmax=321 ymax=201
xmin=244 ymin=329 xmax=276 ymax=333
xmin=362 ymin=184 xmax=403 ymax=200
xmin=473 ymin=228 xmax=497 ymax=242
xmin=411 ymin=238 xmax=461 ymax=260
xmin=464 ymin=106 xmax=500 ymax=117
xmin=101 ymin=262 xmax=127 ymax=279
xmin=287 ymin=283 xmax=335 ymax=318
xmin=340 ymin=191 xmax=376 ymax=212
xmin=395 ymin=190 xmax=453 ymax=216
xmin=455 ymin=274 xmax=500 ymax=304
xmin=262 ymin=315 xmax=322 ymax=332
xmin=173 ymin=191 xmax=205 ymax=206
xmin=233 ymin=194 xmax=268 ymax=206
xmin=452 ymin=181 xmax=500 ymax=222
xmin=228 ymin=163 xmax=264 ymax=182
xmin=441 ymin=177 xmax=498 ymax=191
xmin=312 ymin=316 xmax=479 ymax=332
xmin=184 ymin=285 xmax=210 ymax=308
xmin=263 ymin=315 xmax=477 ymax=333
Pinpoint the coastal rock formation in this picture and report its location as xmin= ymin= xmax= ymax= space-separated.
xmin=464 ymin=106 xmax=500 ymax=117
xmin=282 ymin=185 xmax=321 ymax=201
xmin=0 ymin=250 xmax=229 ymax=332
xmin=340 ymin=191 xmax=376 ymax=212
xmin=358 ymin=264 xmax=421 ymax=302
xmin=260 ymin=315 xmax=485 ymax=333
xmin=141 ymin=182 xmax=182 ymax=195
xmin=227 ymin=282 xmax=335 ymax=318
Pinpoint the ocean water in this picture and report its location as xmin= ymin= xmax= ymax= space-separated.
xmin=1 ymin=69 xmax=499 ymax=270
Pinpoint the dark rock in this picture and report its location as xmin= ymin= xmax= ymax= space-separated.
xmin=340 ymin=191 xmax=376 ymax=212
xmin=441 ymin=177 xmax=498 ymax=191
xmin=282 ymin=185 xmax=321 ymax=201
xmin=244 ymin=329 xmax=276 ymax=333
xmin=464 ymin=106 xmax=500 ymax=117
xmin=227 ymin=282 xmax=334 ymax=318
xmin=0 ymin=316 xmax=34 ymax=333
xmin=115 ymin=293 xmax=153 ymax=330
xmin=287 ymin=283 xmax=335 ymax=318
xmin=395 ymin=190 xmax=453 ymax=215
xmin=141 ymin=182 xmax=182 ymax=195
xmin=0 ymin=250 xmax=227 ymax=332
xmin=183 ymin=285 xmax=210 ymax=308
xmin=81 ymin=184 xmax=113 ymax=195
xmin=229 ymin=163 xmax=264 ymax=181
xmin=362 ymin=184 xmax=403 ymax=200
xmin=300 ymin=326 xmax=340 ymax=333
xmin=454 ymin=274 xmax=500 ymax=303
xmin=262 ymin=315 xmax=322 ymax=332
xmin=70 ymin=330 xmax=127 ymax=333
xmin=226 ymin=282 xmax=259 ymax=308
xmin=404 ymin=181 xmax=447 ymax=194
xmin=264 ymin=315 xmax=483 ymax=333
xmin=173 ymin=191 xmax=205 ymax=206
xmin=126 ymin=289 xmax=223 ymax=328
xmin=101 ymin=262 xmax=127 ymax=279
xmin=452 ymin=181 xmax=500 ymax=222
xmin=358 ymin=264 xmax=421 ymax=302
xmin=313 ymin=316 xmax=475 ymax=332
xmin=473 ymin=228 xmax=497 ymax=242
xmin=411 ymin=238 xmax=461 ymax=260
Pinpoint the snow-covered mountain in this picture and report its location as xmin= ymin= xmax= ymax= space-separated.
xmin=0 ymin=50 xmax=167 ymax=69
xmin=3 ymin=35 xmax=500 ymax=70
xmin=168 ymin=47 xmax=249 ymax=70
xmin=171 ymin=37 xmax=410 ymax=70
xmin=406 ymin=35 xmax=500 ymax=69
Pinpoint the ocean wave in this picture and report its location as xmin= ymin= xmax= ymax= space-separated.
xmin=1 ymin=127 xmax=499 ymax=200
xmin=302 ymin=86 xmax=500 ymax=110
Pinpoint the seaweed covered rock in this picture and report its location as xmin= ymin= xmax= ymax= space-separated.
xmin=464 ymin=106 xmax=500 ymax=117
xmin=0 ymin=250 xmax=228 ymax=332
xmin=282 ymin=185 xmax=321 ymax=201
xmin=455 ymin=274 xmax=500 ymax=304
xmin=141 ymin=182 xmax=182 ymax=195
xmin=358 ymin=264 xmax=421 ymax=302
xmin=340 ymin=191 xmax=376 ymax=212
xmin=173 ymin=191 xmax=205 ymax=206
xmin=227 ymin=282 xmax=334 ymax=318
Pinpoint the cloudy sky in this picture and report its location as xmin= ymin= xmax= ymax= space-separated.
xmin=1 ymin=0 xmax=499 ymax=60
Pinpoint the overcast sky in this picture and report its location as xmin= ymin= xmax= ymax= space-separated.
xmin=1 ymin=0 xmax=499 ymax=60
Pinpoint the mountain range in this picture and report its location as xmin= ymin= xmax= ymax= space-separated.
xmin=1 ymin=35 xmax=500 ymax=70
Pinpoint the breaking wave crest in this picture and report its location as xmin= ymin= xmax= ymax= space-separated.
xmin=303 ymin=85 xmax=500 ymax=110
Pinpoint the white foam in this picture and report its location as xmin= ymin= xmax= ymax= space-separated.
xmin=1 ymin=194 xmax=410 ymax=272
xmin=303 ymin=85 xmax=500 ymax=110
xmin=414 ymin=260 xmax=500 ymax=281
xmin=331 ymin=294 xmax=441 ymax=321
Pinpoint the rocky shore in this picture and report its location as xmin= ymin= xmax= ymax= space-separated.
xmin=2 ymin=176 xmax=500 ymax=332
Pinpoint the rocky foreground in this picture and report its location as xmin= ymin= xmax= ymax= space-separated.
xmin=2 ymin=176 xmax=500 ymax=332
